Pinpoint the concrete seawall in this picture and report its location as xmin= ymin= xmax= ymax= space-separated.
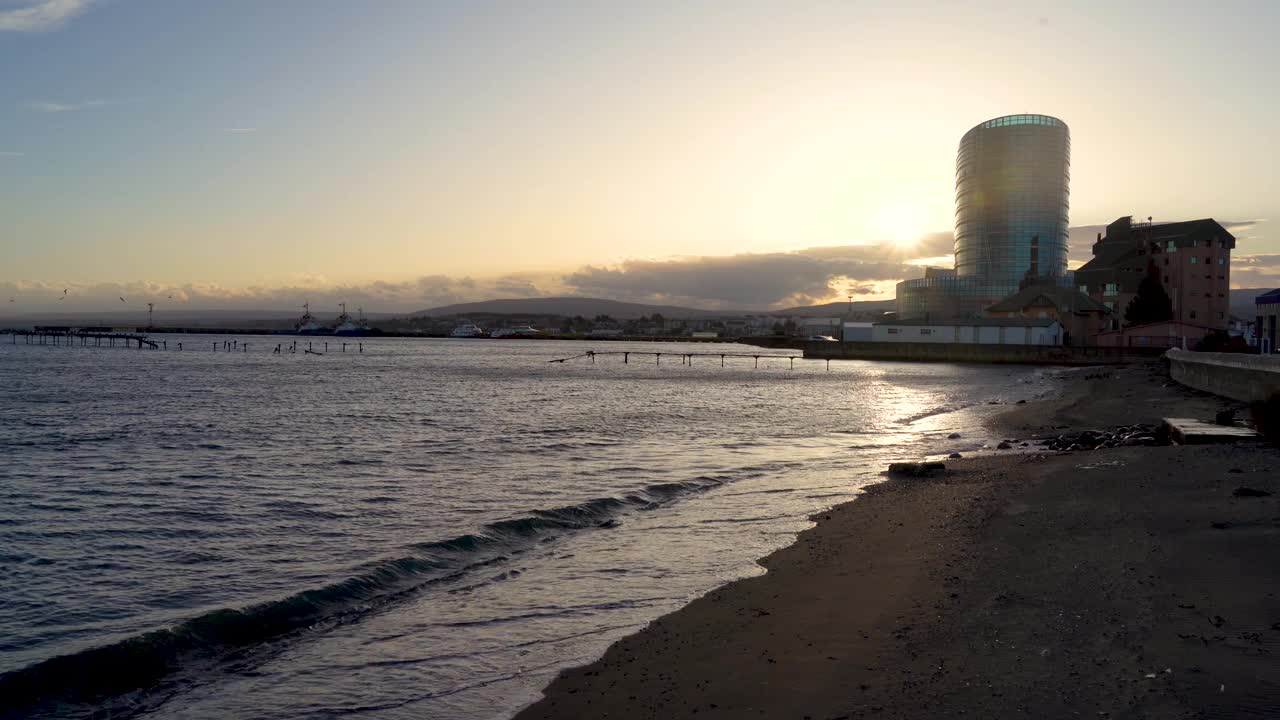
xmin=1167 ymin=348 xmax=1280 ymax=403
xmin=801 ymin=341 xmax=1164 ymax=365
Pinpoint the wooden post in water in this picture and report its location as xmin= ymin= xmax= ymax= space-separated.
xmin=754 ymin=355 xmax=759 ymax=368
xmin=790 ymin=357 xmax=794 ymax=370
xmin=343 ymin=343 xmax=347 ymax=352
xmin=656 ymin=353 xmax=660 ymax=366
xmin=623 ymin=352 xmax=628 ymax=364
xmin=721 ymin=354 xmax=725 ymax=367
xmin=359 ymin=343 xmax=363 ymax=353
xmin=325 ymin=342 xmax=328 ymax=352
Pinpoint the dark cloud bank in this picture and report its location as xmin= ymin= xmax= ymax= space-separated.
xmin=4 ymin=222 xmax=1273 ymax=314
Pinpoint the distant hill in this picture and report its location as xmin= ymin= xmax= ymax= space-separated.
xmin=772 ymin=299 xmax=896 ymax=317
xmin=419 ymin=296 xmax=899 ymax=319
xmin=418 ymin=297 xmax=724 ymax=319
xmin=1231 ymin=288 xmax=1277 ymax=319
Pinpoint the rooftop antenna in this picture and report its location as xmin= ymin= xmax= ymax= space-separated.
xmin=147 ymin=302 xmax=154 ymax=328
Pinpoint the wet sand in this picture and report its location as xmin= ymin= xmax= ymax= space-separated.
xmin=514 ymin=364 xmax=1280 ymax=719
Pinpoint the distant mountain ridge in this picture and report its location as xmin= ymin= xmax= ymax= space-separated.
xmin=417 ymin=296 xmax=897 ymax=319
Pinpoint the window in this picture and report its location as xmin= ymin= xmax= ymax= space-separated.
xmin=1205 ymin=275 xmax=1212 ymax=280
xmin=1164 ymin=257 xmax=1169 ymax=266
xmin=1166 ymin=240 xmax=1176 ymax=251
xmin=887 ymin=328 xmax=899 ymax=335
xmin=920 ymin=328 xmax=932 ymax=335
xmin=1190 ymin=310 xmax=1197 ymax=320
xmin=1204 ymin=257 xmax=1211 ymax=264
xmin=1218 ymin=257 xmax=1225 ymax=265
xmin=1218 ymin=312 xmax=1225 ymax=320
xmin=1191 ymin=256 xmax=1198 ymax=264
xmin=1103 ymin=283 xmax=1119 ymax=296
xmin=1104 ymin=301 xmax=1115 ymax=311
xmin=1218 ymin=238 xmax=1226 ymax=248
xmin=1078 ymin=284 xmax=1088 ymax=294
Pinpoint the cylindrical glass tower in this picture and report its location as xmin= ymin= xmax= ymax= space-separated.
xmin=953 ymin=114 xmax=1070 ymax=293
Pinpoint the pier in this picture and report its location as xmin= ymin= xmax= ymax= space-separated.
xmin=13 ymin=329 xmax=159 ymax=349
xmin=550 ymin=349 xmax=813 ymax=369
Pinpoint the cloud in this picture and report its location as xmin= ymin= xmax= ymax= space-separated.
xmin=0 ymin=151 xmax=23 ymax=157
xmin=0 ymin=274 xmax=558 ymax=314
xmin=224 ymin=127 xmax=258 ymax=133
xmin=26 ymin=98 xmax=111 ymax=112
xmin=0 ymin=0 xmax=93 ymax=31
xmin=4 ymin=219 xmax=1273 ymax=314
xmin=1229 ymin=253 xmax=1280 ymax=289
xmin=563 ymin=249 xmax=917 ymax=310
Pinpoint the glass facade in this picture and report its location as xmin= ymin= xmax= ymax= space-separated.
xmin=896 ymin=114 xmax=1071 ymax=319
xmin=953 ymin=114 xmax=1070 ymax=307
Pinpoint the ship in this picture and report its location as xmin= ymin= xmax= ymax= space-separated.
xmin=490 ymin=325 xmax=540 ymax=338
xmin=449 ymin=322 xmax=487 ymax=338
xmin=334 ymin=304 xmax=372 ymax=337
xmin=295 ymin=303 xmax=331 ymax=335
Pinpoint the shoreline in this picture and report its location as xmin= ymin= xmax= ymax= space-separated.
xmin=513 ymin=363 xmax=1280 ymax=719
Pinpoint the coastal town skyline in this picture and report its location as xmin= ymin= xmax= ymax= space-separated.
xmin=3 ymin=0 xmax=1278 ymax=312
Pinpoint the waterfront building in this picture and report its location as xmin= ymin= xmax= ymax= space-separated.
xmin=982 ymin=284 xmax=1110 ymax=346
xmin=870 ymin=317 xmax=1063 ymax=346
xmin=1257 ymin=288 xmax=1280 ymax=353
xmin=897 ymin=114 xmax=1072 ymax=319
xmin=841 ymin=321 xmax=874 ymax=342
xmin=1075 ymin=216 xmax=1235 ymax=347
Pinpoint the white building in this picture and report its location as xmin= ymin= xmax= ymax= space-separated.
xmin=870 ymin=318 xmax=1063 ymax=346
xmin=841 ymin=322 xmax=874 ymax=342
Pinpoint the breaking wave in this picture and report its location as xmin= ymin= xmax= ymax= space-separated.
xmin=0 ymin=476 xmax=729 ymax=716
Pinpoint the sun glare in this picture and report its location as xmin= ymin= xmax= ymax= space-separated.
xmin=867 ymin=195 xmax=927 ymax=251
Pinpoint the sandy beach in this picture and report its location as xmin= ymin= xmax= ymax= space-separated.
xmin=514 ymin=364 xmax=1280 ymax=719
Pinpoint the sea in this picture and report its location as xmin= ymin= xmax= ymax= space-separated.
xmin=0 ymin=336 xmax=1059 ymax=719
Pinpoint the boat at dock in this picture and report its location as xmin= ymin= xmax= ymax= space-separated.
xmin=490 ymin=325 xmax=540 ymax=338
xmin=449 ymin=322 xmax=487 ymax=338
xmin=296 ymin=303 xmax=331 ymax=335
xmin=334 ymin=304 xmax=372 ymax=337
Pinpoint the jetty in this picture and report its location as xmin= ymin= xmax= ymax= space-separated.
xmin=13 ymin=328 xmax=159 ymax=349
xmin=550 ymin=349 xmax=810 ymax=369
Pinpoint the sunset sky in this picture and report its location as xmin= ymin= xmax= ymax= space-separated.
xmin=2 ymin=0 xmax=1277 ymax=312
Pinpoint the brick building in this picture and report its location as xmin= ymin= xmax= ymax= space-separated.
xmin=1075 ymin=216 xmax=1235 ymax=343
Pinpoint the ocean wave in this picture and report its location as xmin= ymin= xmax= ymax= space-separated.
xmin=0 ymin=475 xmax=731 ymax=717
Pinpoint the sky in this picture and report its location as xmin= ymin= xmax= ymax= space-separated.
xmin=2 ymin=0 xmax=1278 ymax=313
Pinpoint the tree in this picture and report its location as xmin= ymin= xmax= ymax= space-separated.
xmin=1123 ymin=262 xmax=1173 ymax=327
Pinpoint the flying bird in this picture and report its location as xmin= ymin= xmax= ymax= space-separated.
xmin=59 ymin=289 xmax=67 ymax=301
xmin=119 ymin=296 xmax=126 ymax=303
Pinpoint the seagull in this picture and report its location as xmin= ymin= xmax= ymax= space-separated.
xmin=59 ymin=289 xmax=67 ymax=301
xmin=119 ymin=296 xmax=126 ymax=303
